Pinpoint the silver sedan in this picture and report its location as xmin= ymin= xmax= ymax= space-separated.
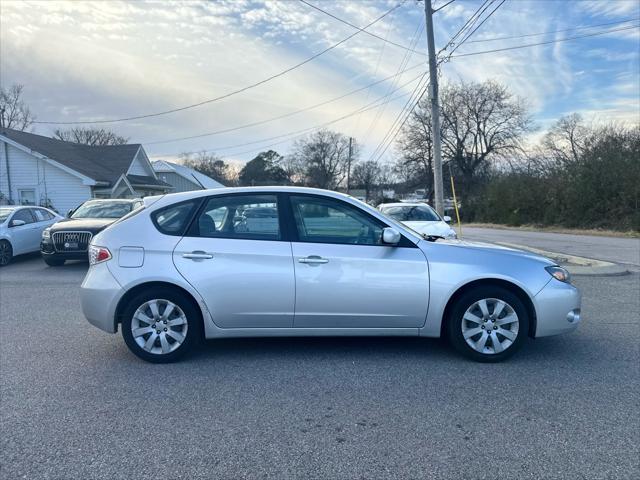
xmin=0 ymin=206 xmax=62 ymax=266
xmin=80 ymin=187 xmax=581 ymax=363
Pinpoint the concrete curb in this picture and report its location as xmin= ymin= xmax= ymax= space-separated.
xmin=493 ymin=241 xmax=630 ymax=277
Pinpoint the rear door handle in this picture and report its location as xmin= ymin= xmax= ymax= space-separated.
xmin=182 ymin=251 xmax=214 ymax=260
xmin=298 ymin=255 xmax=329 ymax=265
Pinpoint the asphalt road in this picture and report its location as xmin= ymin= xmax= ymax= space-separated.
xmin=463 ymin=227 xmax=640 ymax=268
xmin=1 ymin=255 xmax=639 ymax=479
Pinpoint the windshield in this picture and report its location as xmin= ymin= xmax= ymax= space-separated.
xmin=381 ymin=205 xmax=441 ymax=222
xmin=71 ymin=201 xmax=133 ymax=219
xmin=0 ymin=208 xmax=15 ymax=223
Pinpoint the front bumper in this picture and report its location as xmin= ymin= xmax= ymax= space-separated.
xmin=41 ymin=240 xmax=89 ymax=261
xmin=534 ymin=278 xmax=582 ymax=337
xmin=80 ymin=262 xmax=123 ymax=333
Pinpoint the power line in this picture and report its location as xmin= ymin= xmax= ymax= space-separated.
xmin=449 ymin=23 xmax=640 ymax=58
xmin=145 ymin=62 xmax=424 ymax=146
xmin=153 ymin=72 xmax=424 ymax=158
xmin=448 ymin=0 xmax=507 ymax=56
xmin=34 ymin=2 xmax=405 ymax=125
xmin=440 ymin=0 xmax=492 ymax=54
xmin=370 ymin=85 xmax=428 ymax=165
xmin=351 ymin=7 xmax=398 ymax=137
xmin=369 ymin=73 xmax=430 ymax=162
xmin=298 ymin=0 xmax=425 ymax=56
xmin=466 ymin=16 xmax=640 ymax=43
xmin=162 ymin=89 xmax=416 ymax=160
xmin=433 ymin=0 xmax=456 ymax=14
xmin=361 ymin=21 xmax=424 ymax=146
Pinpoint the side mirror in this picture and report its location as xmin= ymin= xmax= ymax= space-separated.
xmin=443 ymin=215 xmax=452 ymax=223
xmin=382 ymin=227 xmax=401 ymax=245
xmin=67 ymin=209 xmax=74 ymax=218
xmin=10 ymin=219 xmax=26 ymax=227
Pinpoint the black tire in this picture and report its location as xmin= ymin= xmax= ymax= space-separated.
xmin=121 ymin=287 xmax=202 ymax=363
xmin=0 ymin=240 xmax=12 ymax=267
xmin=43 ymin=256 xmax=65 ymax=267
xmin=447 ymin=285 xmax=529 ymax=363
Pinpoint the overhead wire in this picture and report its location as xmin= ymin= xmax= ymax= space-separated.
xmin=152 ymin=71 xmax=426 ymax=158
xmin=449 ymin=23 xmax=640 ymax=58
xmin=34 ymin=2 xmax=405 ymax=125
xmin=361 ymin=19 xmax=424 ymax=147
xmin=368 ymin=73 xmax=430 ymax=163
xmin=144 ymin=61 xmax=424 ymax=146
xmin=298 ymin=0 xmax=425 ymax=56
xmin=445 ymin=0 xmax=507 ymax=57
xmin=465 ymin=16 xmax=640 ymax=43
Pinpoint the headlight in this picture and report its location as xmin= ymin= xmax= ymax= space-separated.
xmin=445 ymin=230 xmax=457 ymax=239
xmin=545 ymin=265 xmax=571 ymax=283
xmin=42 ymin=228 xmax=51 ymax=239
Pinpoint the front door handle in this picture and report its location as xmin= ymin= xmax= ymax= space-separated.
xmin=298 ymin=255 xmax=329 ymax=265
xmin=182 ymin=251 xmax=214 ymax=260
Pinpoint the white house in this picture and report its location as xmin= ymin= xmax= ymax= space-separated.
xmin=0 ymin=128 xmax=172 ymax=213
xmin=152 ymin=160 xmax=224 ymax=192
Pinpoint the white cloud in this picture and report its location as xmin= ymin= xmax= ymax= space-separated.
xmin=0 ymin=0 xmax=638 ymax=164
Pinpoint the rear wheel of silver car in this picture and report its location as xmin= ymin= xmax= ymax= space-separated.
xmin=121 ymin=288 xmax=201 ymax=363
xmin=0 ymin=240 xmax=13 ymax=267
xmin=447 ymin=286 xmax=529 ymax=362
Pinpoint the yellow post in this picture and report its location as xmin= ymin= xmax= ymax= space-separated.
xmin=450 ymin=174 xmax=462 ymax=238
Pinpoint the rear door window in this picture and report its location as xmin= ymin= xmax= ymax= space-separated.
xmin=151 ymin=200 xmax=200 ymax=236
xmin=191 ymin=195 xmax=280 ymax=241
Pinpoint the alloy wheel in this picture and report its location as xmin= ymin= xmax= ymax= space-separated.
xmin=0 ymin=242 xmax=12 ymax=266
xmin=461 ymin=298 xmax=519 ymax=355
xmin=131 ymin=299 xmax=188 ymax=355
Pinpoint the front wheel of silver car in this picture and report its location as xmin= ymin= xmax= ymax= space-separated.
xmin=0 ymin=240 xmax=13 ymax=267
xmin=121 ymin=288 xmax=202 ymax=363
xmin=447 ymin=286 xmax=529 ymax=362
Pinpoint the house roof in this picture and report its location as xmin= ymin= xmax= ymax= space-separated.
xmin=0 ymin=128 xmax=143 ymax=185
xmin=152 ymin=160 xmax=224 ymax=189
xmin=126 ymin=174 xmax=172 ymax=188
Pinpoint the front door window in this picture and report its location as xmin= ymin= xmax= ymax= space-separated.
xmin=290 ymin=195 xmax=383 ymax=245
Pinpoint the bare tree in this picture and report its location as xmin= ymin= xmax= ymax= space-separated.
xmin=279 ymin=154 xmax=305 ymax=185
xmin=351 ymin=160 xmax=381 ymax=201
xmin=432 ymin=80 xmax=533 ymax=203
xmin=396 ymin=101 xmax=435 ymax=202
xmin=291 ymin=129 xmax=354 ymax=189
xmin=181 ymin=151 xmax=231 ymax=185
xmin=542 ymin=113 xmax=590 ymax=165
xmin=53 ymin=127 xmax=128 ymax=146
xmin=0 ymin=84 xmax=35 ymax=131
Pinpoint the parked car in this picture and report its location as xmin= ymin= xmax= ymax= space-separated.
xmin=378 ymin=202 xmax=457 ymax=239
xmin=0 ymin=206 xmax=63 ymax=266
xmin=80 ymin=187 xmax=581 ymax=364
xmin=41 ymin=198 xmax=142 ymax=266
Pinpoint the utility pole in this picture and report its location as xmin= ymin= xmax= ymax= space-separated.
xmin=424 ymin=0 xmax=445 ymax=216
xmin=347 ymin=136 xmax=353 ymax=194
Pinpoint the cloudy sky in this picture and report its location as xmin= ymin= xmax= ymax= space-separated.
xmin=1 ymin=0 xmax=638 ymax=164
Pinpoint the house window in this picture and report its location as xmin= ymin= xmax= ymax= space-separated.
xmin=18 ymin=189 xmax=36 ymax=206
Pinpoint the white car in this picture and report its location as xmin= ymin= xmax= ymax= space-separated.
xmin=0 ymin=206 xmax=63 ymax=266
xmin=378 ymin=202 xmax=457 ymax=239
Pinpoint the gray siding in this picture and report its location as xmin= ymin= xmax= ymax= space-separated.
xmin=156 ymin=172 xmax=201 ymax=192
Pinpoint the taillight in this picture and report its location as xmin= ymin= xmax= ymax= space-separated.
xmin=89 ymin=245 xmax=112 ymax=265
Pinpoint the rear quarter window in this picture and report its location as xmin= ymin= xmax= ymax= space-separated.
xmin=151 ymin=200 xmax=200 ymax=236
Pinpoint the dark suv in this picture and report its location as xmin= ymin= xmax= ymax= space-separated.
xmin=41 ymin=198 xmax=142 ymax=266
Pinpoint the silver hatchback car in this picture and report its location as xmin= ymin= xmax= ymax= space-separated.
xmin=80 ymin=187 xmax=581 ymax=363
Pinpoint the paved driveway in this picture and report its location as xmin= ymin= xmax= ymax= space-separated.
xmin=463 ymin=227 xmax=640 ymax=267
xmin=1 ymin=255 xmax=638 ymax=479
